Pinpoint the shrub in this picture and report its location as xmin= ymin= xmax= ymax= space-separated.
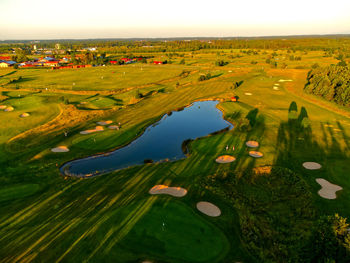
xmin=215 ymin=60 xmax=228 ymax=66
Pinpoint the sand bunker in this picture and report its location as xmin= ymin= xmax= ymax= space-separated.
xmin=303 ymin=162 xmax=322 ymax=170
xmin=80 ymin=126 xmax=104 ymax=134
xmin=274 ymin=83 xmax=280 ymax=86
xmin=278 ymin=79 xmax=293 ymax=82
xmin=20 ymin=113 xmax=30 ymax=118
xmin=149 ymin=185 xmax=187 ymax=197
xmin=215 ymin=155 xmax=236 ymax=163
xmin=246 ymin=141 xmax=259 ymax=148
xmin=249 ymin=151 xmax=263 ymax=158
xmin=51 ymin=146 xmax=70 ymax=152
xmin=316 ymin=178 xmax=342 ymax=199
xmin=273 ymin=86 xmax=279 ymax=90
xmin=0 ymin=105 xmax=7 ymax=110
xmin=4 ymin=106 xmax=14 ymax=112
xmin=196 ymin=201 xmax=221 ymax=217
xmin=97 ymin=120 xmax=113 ymax=126
xmin=108 ymin=125 xmax=119 ymax=130
xmin=245 ymin=92 xmax=252 ymax=96
xmin=253 ymin=166 xmax=272 ymax=175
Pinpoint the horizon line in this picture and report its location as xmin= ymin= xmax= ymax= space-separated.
xmin=1 ymin=33 xmax=350 ymax=42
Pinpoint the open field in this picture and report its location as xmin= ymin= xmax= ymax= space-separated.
xmin=1 ymin=47 xmax=350 ymax=262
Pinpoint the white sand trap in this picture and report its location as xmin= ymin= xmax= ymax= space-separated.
xmin=97 ymin=120 xmax=113 ymax=125
xmin=108 ymin=125 xmax=119 ymax=130
xmin=278 ymin=79 xmax=293 ymax=82
xmin=246 ymin=141 xmax=259 ymax=148
xmin=245 ymin=92 xmax=252 ymax=96
xmin=196 ymin=201 xmax=221 ymax=217
xmin=273 ymin=86 xmax=279 ymax=90
xmin=51 ymin=146 xmax=69 ymax=152
xmin=274 ymin=83 xmax=280 ymax=86
xmin=149 ymin=185 xmax=187 ymax=197
xmin=316 ymin=178 xmax=342 ymax=199
xmin=215 ymin=155 xmax=236 ymax=163
xmin=303 ymin=162 xmax=322 ymax=170
xmin=20 ymin=113 xmax=30 ymax=118
xmin=249 ymin=151 xmax=263 ymax=158
xmin=0 ymin=105 xmax=7 ymax=110
xmin=80 ymin=126 xmax=104 ymax=134
xmin=4 ymin=106 xmax=14 ymax=112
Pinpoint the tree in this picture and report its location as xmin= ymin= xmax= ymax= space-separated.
xmin=233 ymin=80 xmax=244 ymax=89
xmin=303 ymin=214 xmax=350 ymax=262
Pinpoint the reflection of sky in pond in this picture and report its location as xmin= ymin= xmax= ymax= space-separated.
xmin=62 ymin=101 xmax=232 ymax=176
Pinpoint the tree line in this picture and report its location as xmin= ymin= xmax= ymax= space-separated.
xmin=304 ymin=65 xmax=350 ymax=106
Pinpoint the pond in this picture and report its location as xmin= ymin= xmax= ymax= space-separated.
xmin=61 ymin=100 xmax=233 ymax=177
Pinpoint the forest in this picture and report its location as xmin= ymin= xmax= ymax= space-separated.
xmin=305 ymin=65 xmax=350 ymax=106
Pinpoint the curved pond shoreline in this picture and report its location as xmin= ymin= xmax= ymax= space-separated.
xmin=61 ymin=100 xmax=233 ymax=178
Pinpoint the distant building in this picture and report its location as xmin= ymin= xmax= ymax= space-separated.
xmin=0 ymin=60 xmax=17 ymax=67
xmin=153 ymin=61 xmax=163 ymax=65
xmin=231 ymin=96 xmax=239 ymax=102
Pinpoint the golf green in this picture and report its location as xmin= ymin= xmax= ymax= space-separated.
xmin=113 ymin=199 xmax=230 ymax=262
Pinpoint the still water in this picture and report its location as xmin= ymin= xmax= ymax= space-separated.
xmin=61 ymin=100 xmax=233 ymax=177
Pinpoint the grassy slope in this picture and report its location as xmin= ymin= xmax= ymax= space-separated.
xmin=0 ymin=49 xmax=349 ymax=262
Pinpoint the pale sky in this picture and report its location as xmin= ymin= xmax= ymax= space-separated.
xmin=1 ymin=0 xmax=350 ymax=39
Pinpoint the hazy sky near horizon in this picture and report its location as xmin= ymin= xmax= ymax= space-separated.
xmin=1 ymin=0 xmax=350 ymax=39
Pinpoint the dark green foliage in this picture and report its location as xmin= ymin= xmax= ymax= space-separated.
xmin=233 ymin=80 xmax=244 ymax=89
xmin=179 ymin=58 xmax=185 ymax=64
xmin=337 ymin=60 xmax=347 ymax=67
xmin=201 ymin=167 xmax=315 ymax=262
xmin=305 ymin=65 xmax=350 ymax=106
xmin=302 ymin=214 xmax=350 ymax=262
xmin=215 ymin=60 xmax=228 ymax=66
xmin=135 ymin=89 xmax=143 ymax=99
xmin=289 ymin=55 xmax=302 ymax=61
xmin=198 ymin=73 xmax=211 ymax=81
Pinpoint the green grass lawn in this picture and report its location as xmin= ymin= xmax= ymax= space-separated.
xmin=0 ymin=49 xmax=350 ymax=262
